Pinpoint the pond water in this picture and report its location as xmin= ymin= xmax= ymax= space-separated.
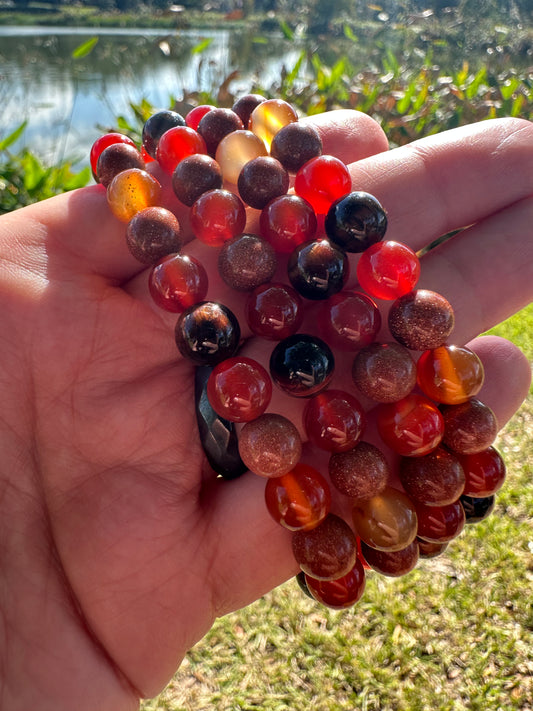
xmin=0 ymin=25 xmax=304 ymax=167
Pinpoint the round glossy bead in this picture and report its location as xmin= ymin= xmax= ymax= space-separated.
xmin=294 ymin=155 xmax=352 ymax=215
xmin=149 ymin=254 xmax=208 ymax=313
xmin=206 ymin=356 xmax=272 ymax=423
xmin=399 ymin=446 xmax=465 ymax=506
xmin=441 ymin=398 xmax=498 ymax=454
xmin=197 ymin=107 xmax=244 ymax=156
xmin=239 ymin=414 xmax=302 ymax=478
xmin=264 ymin=463 xmax=331 ymax=530
xmin=388 ymin=289 xmax=455 ymax=351
xmin=237 ymin=156 xmax=289 ymax=210
xmin=107 ymin=168 xmax=161 ymax=223
xmin=360 ymin=540 xmax=419 ymax=577
xmin=457 ymin=446 xmax=506 ymax=497
xmin=417 ymin=345 xmax=485 ymax=405
xmin=352 ymin=487 xmax=418 ymax=552
xmin=190 ymin=189 xmax=246 ymax=247
xmin=175 ymin=301 xmax=240 ymax=366
xmin=96 ymin=142 xmax=145 ymax=188
xmin=329 ymin=441 xmax=390 ymax=500
xmin=171 ymin=154 xmax=223 ymax=207
xmin=415 ymin=500 xmax=465 ymax=543
xmin=269 ymin=334 xmax=334 ymax=398
xmin=185 ymin=104 xmax=215 ymax=130
xmin=142 ymin=109 xmax=186 ymax=158
xmin=215 ymin=130 xmax=267 ymax=184
xmin=303 ymin=389 xmax=366 ymax=453
xmin=376 ymin=393 xmax=445 ymax=457
xmin=325 ymin=191 xmax=388 ymax=253
xmin=260 ymin=194 xmax=317 ymax=254
xmin=460 ymin=494 xmax=496 ymax=524
xmin=356 ymin=240 xmax=420 ymax=299
xmin=295 ymin=570 xmax=314 ymax=599
xmin=292 ymin=513 xmax=357 ymax=580
xmin=287 ymin=238 xmax=349 ymax=300
xmin=125 ymin=206 xmax=183 ymax=265
xmin=249 ymin=98 xmax=298 ymax=149
xmin=156 ymin=126 xmax=207 ymax=175
xmin=417 ymin=537 xmax=449 ymax=558
xmin=352 ymin=342 xmax=417 ymax=403
xmin=232 ymin=93 xmax=266 ymax=127
xmin=218 ymin=233 xmax=277 ymax=292
xmin=245 ymin=282 xmax=303 ymax=340
xmin=270 ymin=122 xmax=323 ymax=173
xmin=318 ymin=291 xmax=381 ymax=352
xmin=90 ymin=132 xmax=137 ymax=179
xmin=304 ymin=560 xmax=366 ymax=609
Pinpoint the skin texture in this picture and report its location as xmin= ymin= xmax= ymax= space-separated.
xmin=0 ymin=110 xmax=531 ymax=709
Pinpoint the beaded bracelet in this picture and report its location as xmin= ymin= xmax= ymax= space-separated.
xmin=90 ymin=95 xmax=505 ymax=610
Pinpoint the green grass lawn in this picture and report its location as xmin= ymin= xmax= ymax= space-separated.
xmin=142 ymin=305 xmax=533 ymax=711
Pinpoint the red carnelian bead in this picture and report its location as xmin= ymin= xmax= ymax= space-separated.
xmin=356 ymin=240 xmax=421 ymax=300
xmin=441 ymin=398 xmax=498 ymax=454
xmin=417 ymin=537 xmax=449 ymax=558
xmin=90 ymin=132 xmax=136 ymax=179
xmin=239 ymin=414 xmax=302 ymax=478
xmin=156 ymin=126 xmax=207 ymax=174
xmin=206 ymin=356 xmax=272 ymax=423
xmin=264 ymin=463 xmax=331 ymax=530
xmin=415 ymin=500 xmax=465 ymax=543
xmin=294 ymin=155 xmax=352 ymax=215
xmin=185 ymin=104 xmax=215 ymax=131
xmin=417 ymin=345 xmax=484 ymax=405
xmin=190 ymin=189 xmax=246 ymax=247
xmin=352 ymin=487 xmax=418 ymax=552
xmin=360 ymin=540 xmax=419 ymax=577
xmin=292 ymin=513 xmax=357 ymax=580
xmin=107 ymin=168 xmax=161 ymax=223
xmin=318 ymin=291 xmax=381 ymax=352
xmin=149 ymin=254 xmax=208 ymax=313
xmin=457 ymin=446 xmax=506 ymax=497
xmin=260 ymin=194 xmax=317 ymax=254
xmin=305 ymin=560 xmax=366 ymax=609
xmin=245 ymin=282 xmax=303 ymax=340
xmin=399 ymin=446 xmax=466 ymax=506
xmin=352 ymin=342 xmax=417 ymax=403
xmin=303 ymin=389 xmax=366 ymax=453
xmin=376 ymin=393 xmax=445 ymax=457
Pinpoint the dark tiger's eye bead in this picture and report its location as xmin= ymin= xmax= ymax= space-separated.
xmin=269 ymin=334 xmax=334 ymax=398
xmin=288 ymin=238 xmax=349 ymax=300
xmin=175 ymin=301 xmax=240 ymax=366
xmin=325 ymin=191 xmax=388 ymax=253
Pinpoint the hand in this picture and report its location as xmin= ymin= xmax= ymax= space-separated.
xmin=0 ymin=111 xmax=531 ymax=710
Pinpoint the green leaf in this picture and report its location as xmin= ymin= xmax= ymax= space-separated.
xmin=72 ymin=37 xmax=98 ymax=60
xmin=0 ymin=121 xmax=27 ymax=151
xmin=21 ymin=151 xmax=46 ymax=192
xmin=191 ymin=38 xmax=213 ymax=55
xmin=343 ymin=24 xmax=358 ymax=43
xmin=278 ymin=19 xmax=294 ymax=41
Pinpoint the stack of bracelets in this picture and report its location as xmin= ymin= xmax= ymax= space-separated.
xmin=90 ymin=95 xmax=506 ymax=610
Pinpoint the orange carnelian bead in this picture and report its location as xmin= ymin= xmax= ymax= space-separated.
xmin=106 ymin=168 xmax=162 ymax=223
xmin=249 ymin=98 xmax=298 ymax=149
xmin=304 ymin=560 xmax=366 ymax=609
xmin=206 ymin=356 xmax=272 ymax=423
xmin=352 ymin=487 xmax=418 ymax=552
xmin=215 ymin=129 xmax=267 ymax=184
xmin=417 ymin=344 xmax=485 ymax=405
xmin=264 ymin=463 xmax=331 ymax=530
xmin=376 ymin=393 xmax=444 ymax=457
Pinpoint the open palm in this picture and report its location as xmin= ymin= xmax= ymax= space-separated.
xmin=0 ymin=112 xmax=531 ymax=710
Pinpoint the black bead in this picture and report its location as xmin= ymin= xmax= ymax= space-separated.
xmin=288 ymin=238 xmax=349 ymax=300
xmin=142 ymin=109 xmax=186 ymax=158
xmin=295 ymin=571 xmax=315 ymax=600
xmin=194 ymin=366 xmax=247 ymax=480
xmin=325 ymin=191 xmax=388 ymax=253
xmin=460 ymin=494 xmax=496 ymax=524
xmin=175 ymin=301 xmax=241 ymax=366
xmin=269 ymin=334 xmax=334 ymax=398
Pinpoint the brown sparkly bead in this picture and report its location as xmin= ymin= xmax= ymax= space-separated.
xmin=96 ymin=142 xmax=145 ymax=188
xmin=351 ymin=342 xmax=417 ymax=403
xmin=270 ymin=122 xmax=323 ymax=173
xmin=218 ymin=233 xmax=277 ymax=291
xmin=231 ymin=93 xmax=266 ymax=127
xmin=352 ymin=487 xmax=418 ymax=552
xmin=292 ymin=513 xmax=357 ymax=581
xmin=197 ymin=107 xmax=244 ymax=156
xmin=125 ymin=206 xmax=183 ymax=264
xmin=171 ymin=154 xmax=223 ymax=206
xmin=399 ymin=446 xmax=465 ymax=506
xmin=329 ymin=441 xmax=389 ymax=499
xmin=417 ymin=537 xmax=449 ymax=559
xmin=237 ymin=156 xmax=290 ymax=210
xmin=238 ymin=413 xmax=302 ymax=478
xmin=360 ymin=540 xmax=419 ymax=577
xmin=441 ymin=398 xmax=498 ymax=454
xmin=388 ymin=289 xmax=455 ymax=351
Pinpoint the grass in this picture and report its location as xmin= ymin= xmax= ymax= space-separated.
xmin=141 ymin=307 xmax=533 ymax=710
